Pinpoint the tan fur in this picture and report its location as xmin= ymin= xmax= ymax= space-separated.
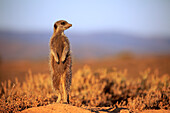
xmin=49 ymin=20 xmax=72 ymax=103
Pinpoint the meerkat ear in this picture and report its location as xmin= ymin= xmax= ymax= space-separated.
xmin=54 ymin=24 xmax=57 ymax=29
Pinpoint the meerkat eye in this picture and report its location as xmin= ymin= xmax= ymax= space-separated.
xmin=61 ymin=22 xmax=66 ymax=25
xmin=54 ymin=24 xmax=57 ymax=29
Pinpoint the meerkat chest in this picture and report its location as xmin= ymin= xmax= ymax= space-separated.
xmin=51 ymin=35 xmax=69 ymax=58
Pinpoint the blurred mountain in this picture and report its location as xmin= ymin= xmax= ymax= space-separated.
xmin=0 ymin=31 xmax=170 ymax=60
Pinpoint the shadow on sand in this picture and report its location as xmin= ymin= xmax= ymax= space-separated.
xmin=88 ymin=107 xmax=129 ymax=113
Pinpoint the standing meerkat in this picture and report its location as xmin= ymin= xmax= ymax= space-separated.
xmin=49 ymin=20 xmax=72 ymax=104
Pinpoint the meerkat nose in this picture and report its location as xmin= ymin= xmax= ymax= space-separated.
xmin=68 ymin=24 xmax=72 ymax=27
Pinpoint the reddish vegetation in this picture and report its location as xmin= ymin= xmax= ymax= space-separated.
xmin=21 ymin=103 xmax=91 ymax=113
xmin=0 ymin=56 xmax=170 ymax=112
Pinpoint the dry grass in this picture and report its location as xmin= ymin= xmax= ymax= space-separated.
xmin=0 ymin=65 xmax=169 ymax=112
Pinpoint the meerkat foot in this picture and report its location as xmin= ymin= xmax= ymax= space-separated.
xmin=62 ymin=102 xmax=68 ymax=104
xmin=56 ymin=92 xmax=61 ymax=103
xmin=63 ymin=94 xmax=67 ymax=103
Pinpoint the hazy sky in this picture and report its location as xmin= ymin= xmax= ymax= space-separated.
xmin=0 ymin=0 xmax=170 ymax=36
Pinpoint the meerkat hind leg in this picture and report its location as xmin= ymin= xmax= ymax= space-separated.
xmin=61 ymin=73 xmax=68 ymax=103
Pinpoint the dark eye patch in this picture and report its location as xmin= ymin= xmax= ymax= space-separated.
xmin=61 ymin=22 xmax=66 ymax=25
xmin=54 ymin=24 xmax=57 ymax=29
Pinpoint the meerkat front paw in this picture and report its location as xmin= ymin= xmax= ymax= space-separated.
xmin=61 ymin=42 xmax=69 ymax=63
xmin=51 ymin=50 xmax=59 ymax=63
xmin=62 ymin=102 xmax=68 ymax=104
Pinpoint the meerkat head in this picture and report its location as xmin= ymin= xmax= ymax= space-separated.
xmin=53 ymin=20 xmax=72 ymax=33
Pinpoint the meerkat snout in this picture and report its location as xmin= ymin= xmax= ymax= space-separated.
xmin=53 ymin=20 xmax=72 ymax=33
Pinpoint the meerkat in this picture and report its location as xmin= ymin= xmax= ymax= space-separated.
xmin=49 ymin=20 xmax=72 ymax=104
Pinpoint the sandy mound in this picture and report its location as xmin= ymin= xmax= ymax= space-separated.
xmin=21 ymin=104 xmax=91 ymax=113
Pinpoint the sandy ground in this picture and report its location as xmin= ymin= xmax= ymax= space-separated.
xmin=21 ymin=104 xmax=169 ymax=113
xmin=21 ymin=104 xmax=91 ymax=113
